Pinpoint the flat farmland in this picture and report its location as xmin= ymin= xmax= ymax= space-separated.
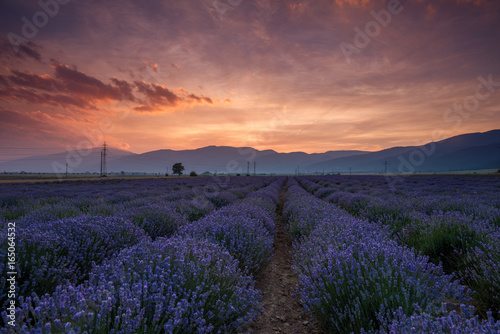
xmin=1 ymin=175 xmax=499 ymax=333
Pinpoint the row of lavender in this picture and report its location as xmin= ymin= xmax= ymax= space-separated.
xmin=0 ymin=176 xmax=270 ymax=225
xmin=0 ymin=176 xmax=272 ymax=310
xmin=1 ymin=177 xmax=284 ymax=332
xmin=305 ymin=175 xmax=500 ymax=226
xmin=284 ymin=177 xmax=500 ymax=333
xmin=299 ymin=175 xmax=500 ymax=319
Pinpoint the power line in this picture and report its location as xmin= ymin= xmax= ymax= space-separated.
xmin=100 ymin=142 xmax=108 ymax=177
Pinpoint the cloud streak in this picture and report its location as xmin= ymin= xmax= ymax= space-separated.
xmin=0 ymin=60 xmax=219 ymax=112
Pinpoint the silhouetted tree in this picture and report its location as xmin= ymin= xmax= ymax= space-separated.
xmin=172 ymin=163 xmax=185 ymax=176
xmin=189 ymin=171 xmax=197 ymax=177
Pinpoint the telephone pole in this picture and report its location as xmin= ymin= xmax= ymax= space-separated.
xmin=384 ymin=161 xmax=388 ymax=174
xmin=253 ymin=161 xmax=256 ymax=176
xmin=247 ymin=161 xmax=250 ymax=175
xmin=65 ymin=162 xmax=68 ymax=178
xmin=100 ymin=142 xmax=108 ymax=177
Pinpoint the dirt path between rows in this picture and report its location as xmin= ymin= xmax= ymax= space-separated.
xmin=246 ymin=178 xmax=323 ymax=334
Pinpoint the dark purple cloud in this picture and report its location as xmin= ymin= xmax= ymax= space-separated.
xmin=134 ymin=81 xmax=181 ymax=107
xmin=0 ymin=87 xmax=94 ymax=109
xmin=51 ymin=60 xmax=129 ymax=101
xmin=7 ymin=69 xmax=62 ymax=91
xmin=0 ymin=61 xmax=217 ymax=112
xmin=134 ymin=81 xmax=213 ymax=112
xmin=0 ymin=37 xmax=42 ymax=60
xmin=17 ymin=43 xmax=42 ymax=62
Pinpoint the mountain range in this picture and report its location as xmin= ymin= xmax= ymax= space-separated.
xmin=1 ymin=130 xmax=499 ymax=174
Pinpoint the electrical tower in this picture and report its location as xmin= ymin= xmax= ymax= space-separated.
xmin=100 ymin=142 xmax=108 ymax=177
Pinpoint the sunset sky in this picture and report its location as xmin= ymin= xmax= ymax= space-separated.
xmin=1 ymin=0 xmax=500 ymax=159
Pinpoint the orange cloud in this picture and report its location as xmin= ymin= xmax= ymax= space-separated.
xmin=0 ymin=61 xmax=220 ymax=113
xmin=143 ymin=60 xmax=158 ymax=73
xmin=133 ymin=81 xmax=213 ymax=112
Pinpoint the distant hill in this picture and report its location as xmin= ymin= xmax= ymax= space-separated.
xmin=1 ymin=129 xmax=499 ymax=174
xmin=0 ymin=147 xmax=136 ymax=174
xmin=310 ymin=129 xmax=500 ymax=173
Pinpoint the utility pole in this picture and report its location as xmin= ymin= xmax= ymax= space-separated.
xmin=65 ymin=162 xmax=68 ymax=178
xmin=247 ymin=161 xmax=250 ymax=175
xmin=100 ymin=142 xmax=108 ymax=177
xmin=384 ymin=161 xmax=388 ymax=175
xmin=100 ymin=149 xmax=102 ymax=176
xmin=253 ymin=161 xmax=256 ymax=176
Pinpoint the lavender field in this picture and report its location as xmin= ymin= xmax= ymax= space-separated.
xmin=1 ymin=175 xmax=500 ymax=333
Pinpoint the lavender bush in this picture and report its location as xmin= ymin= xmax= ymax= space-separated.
xmin=177 ymin=179 xmax=285 ymax=275
xmin=299 ymin=175 xmax=500 ymax=318
xmin=463 ymin=232 xmax=500 ymax=317
xmin=0 ymin=216 xmax=146 ymax=308
xmin=388 ymin=303 xmax=500 ymax=333
xmin=121 ymin=202 xmax=187 ymax=239
xmin=4 ymin=237 xmax=261 ymax=333
xmin=297 ymin=234 xmax=468 ymax=333
xmin=286 ymin=178 xmax=469 ymax=333
xmin=179 ymin=211 xmax=274 ymax=276
xmin=175 ymin=198 xmax=215 ymax=221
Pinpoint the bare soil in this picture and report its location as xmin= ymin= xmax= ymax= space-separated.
xmin=246 ymin=180 xmax=323 ymax=334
